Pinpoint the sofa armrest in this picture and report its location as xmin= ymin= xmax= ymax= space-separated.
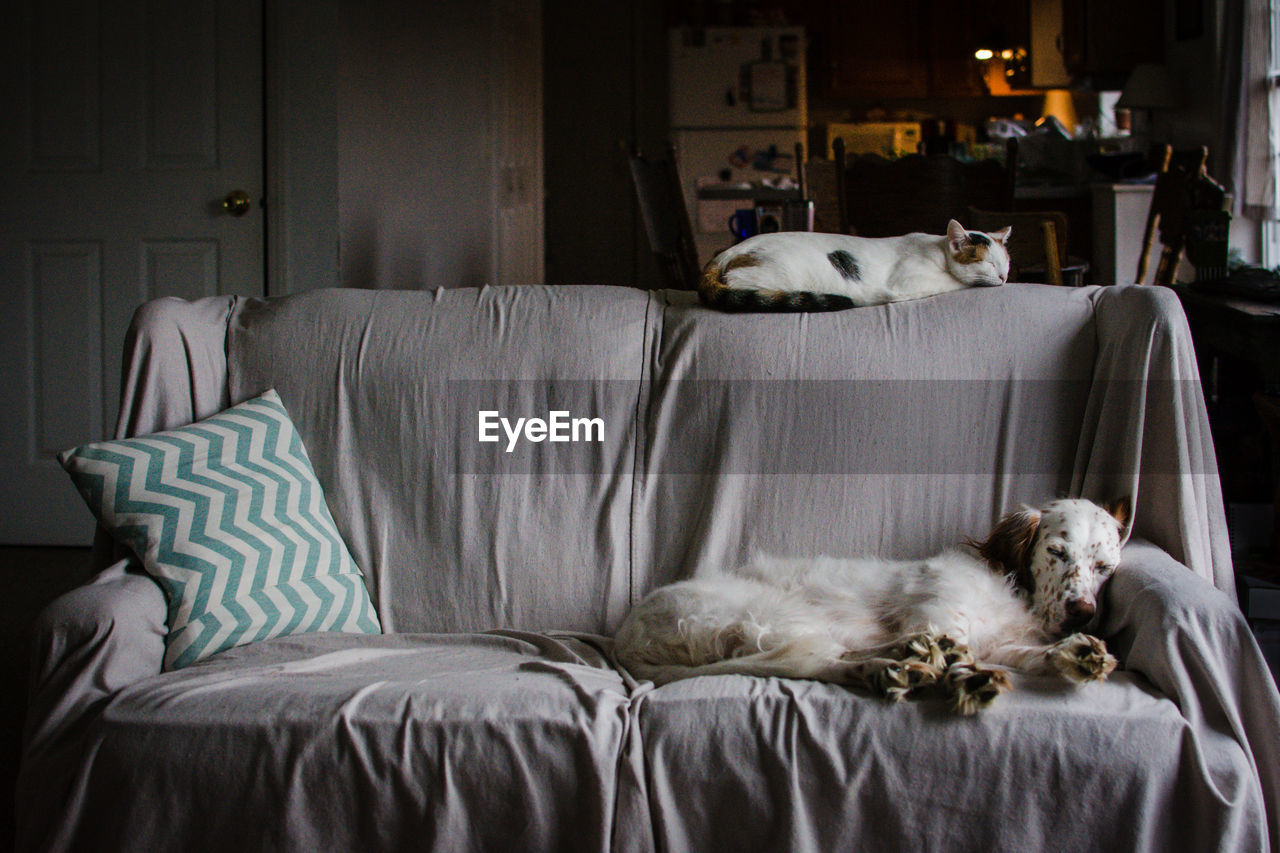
xmin=23 ymin=559 xmax=166 ymax=755
xmin=16 ymin=560 xmax=165 ymax=851
xmin=1102 ymin=539 xmax=1280 ymax=845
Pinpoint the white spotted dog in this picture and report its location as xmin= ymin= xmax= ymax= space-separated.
xmin=614 ymin=498 xmax=1130 ymax=714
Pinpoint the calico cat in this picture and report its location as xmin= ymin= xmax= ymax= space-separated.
xmin=699 ymin=219 xmax=1011 ymax=312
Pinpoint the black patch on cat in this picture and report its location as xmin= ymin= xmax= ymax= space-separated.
xmin=773 ymin=291 xmax=854 ymax=312
xmin=966 ymin=232 xmax=991 ymax=246
xmin=705 ymin=288 xmax=853 ymax=312
xmin=827 ymin=250 xmax=861 ymax=281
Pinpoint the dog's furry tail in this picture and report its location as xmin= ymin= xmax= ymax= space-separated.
xmin=698 ymin=257 xmax=854 ymax=313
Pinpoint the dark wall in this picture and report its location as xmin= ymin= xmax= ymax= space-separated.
xmin=337 ymin=0 xmax=497 ymax=290
xmin=543 ymin=1 xmax=669 ymax=289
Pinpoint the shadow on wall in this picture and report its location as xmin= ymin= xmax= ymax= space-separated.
xmin=336 ymin=0 xmax=498 ymax=291
xmin=341 ymin=218 xmax=491 ymax=290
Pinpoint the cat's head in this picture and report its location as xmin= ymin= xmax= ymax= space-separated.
xmin=945 ymin=220 xmax=1011 ymax=287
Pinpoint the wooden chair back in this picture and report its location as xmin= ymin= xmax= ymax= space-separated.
xmin=799 ymin=156 xmax=844 ymax=234
xmin=1138 ymin=145 xmax=1224 ymax=285
xmin=834 ymin=138 xmax=1018 ymax=238
xmin=629 ymin=143 xmax=700 ymax=290
xmin=1136 ymin=145 xmax=1175 ymax=284
xmin=968 ymin=207 xmax=1070 ymax=286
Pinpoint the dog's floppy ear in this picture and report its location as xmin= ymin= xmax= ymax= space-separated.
xmin=967 ymin=507 xmax=1041 ymax=594
xmin=1103 ymin=495 xmax=1133 ymax=544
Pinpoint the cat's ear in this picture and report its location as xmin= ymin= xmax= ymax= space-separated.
xmin=947 ymin=219 xmax=968 ymax=252
xmin=991 ymin=226 xmax=1012 ymax=245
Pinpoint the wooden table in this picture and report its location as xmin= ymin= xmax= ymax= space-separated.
xmin=1174 ymin=285 xmax=1280 ymax=606
xmin=1174 ymin=286 xmax=1280 ymax=393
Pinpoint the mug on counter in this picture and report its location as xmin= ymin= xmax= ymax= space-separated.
xmin=729 ymin=200 xmax=814 ymax=242
xmin=729 ymin=209 xmax=758 ymax=242
xmin=755 ymin=205 xmax=784 ymax=234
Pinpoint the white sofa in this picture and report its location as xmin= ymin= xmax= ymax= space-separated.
xmin=19 ymin=284 xmax=1280 ymax=851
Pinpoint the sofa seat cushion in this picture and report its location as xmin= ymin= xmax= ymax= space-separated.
xmin=72 ymin=632 xmax=631 ymax=852
xmin=632 ymin=672 xmax=1255 ymax=853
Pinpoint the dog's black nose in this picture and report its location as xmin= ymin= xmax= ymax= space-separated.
xmin=1064 ymin=599 xmax=1095 ymax=629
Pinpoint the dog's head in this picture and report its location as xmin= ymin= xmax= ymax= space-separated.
xmin=968 ymin=497 xmax=1131 ymax=636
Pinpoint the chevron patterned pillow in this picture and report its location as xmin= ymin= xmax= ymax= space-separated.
xmin=60 ymin=389 xmax=381 ymax=669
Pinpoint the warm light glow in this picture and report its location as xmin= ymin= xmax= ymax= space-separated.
xmin=1039 ymin=89 xmax=1079 ymax=134
xmin=1000 ymin=49 xmax=1014 ymax=61
xmin=974 ymin=48 xmax=994 ymax=60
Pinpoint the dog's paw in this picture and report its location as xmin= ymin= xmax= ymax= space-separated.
xmin=873 ymin=660 xmax=941 ymax=703
xmin=894 ymin=632 xmax=974 ymax=669
xmin=935 ymin=635 xmax=974 ymax=669
xmin=943 ymin=663 xmax=1011 ymax=715
xmin=1049 ymin=634 xmax=1117 ymax=683
xmin=894 ymin=633 xmax=946 ymax=669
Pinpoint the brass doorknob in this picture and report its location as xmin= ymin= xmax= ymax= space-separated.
xmin=222 ymin=190 xmax=252 ymax=217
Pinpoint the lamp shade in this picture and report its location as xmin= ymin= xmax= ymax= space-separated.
xmin=1040 ymin=89 xmax=1078 ymax=132
xmin=1116 ymin=63 xmax=1178 ymax=109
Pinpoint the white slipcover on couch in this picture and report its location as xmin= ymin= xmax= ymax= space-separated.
xmin=19 ymin=284 xmax=1280 ymax=851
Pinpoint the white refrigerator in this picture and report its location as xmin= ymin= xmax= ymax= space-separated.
xmin=668 ymin=26 xmax=808 ymax=264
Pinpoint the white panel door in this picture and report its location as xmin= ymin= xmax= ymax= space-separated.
xmin=0 ymin=0 xmax=264 ymax=544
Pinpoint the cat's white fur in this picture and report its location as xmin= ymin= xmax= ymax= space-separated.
xmin=700 ymin=219 xmax=1011 ymax=311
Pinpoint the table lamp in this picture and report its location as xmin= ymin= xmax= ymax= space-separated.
xmin=1116 ymin=63 xmax=1178 ymax=140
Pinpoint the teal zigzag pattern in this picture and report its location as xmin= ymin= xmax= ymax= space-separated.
xmin=60 ymin=390 xmax=380 ymax=669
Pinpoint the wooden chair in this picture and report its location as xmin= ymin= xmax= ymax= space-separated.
xmin=968 ymin=207 xmax=1088 ymax=287
xmin=1135 ymin=145 xmax=1175 ymax=284
xmin=798 ymin=144 xmax=844 ymax=234
xmin=833 ymin=138 xmax=1018 ymax=238
xmin=629 ymin=143 xmax=700 ymax=290
xmin=1136 ymin=145 xmax=1226 ymax=285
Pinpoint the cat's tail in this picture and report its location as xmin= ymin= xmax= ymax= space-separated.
xmin=698 ymin=258 xmax=854 ymax=312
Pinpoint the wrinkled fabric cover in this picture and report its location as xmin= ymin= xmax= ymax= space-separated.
xmin=47 ymin=632 xmax=630 ymax=853
xmin=1074 ymin=286 xmax=1230 ymax=586
xmin=619 ymin=540 xmax=1278 ymax=853
xmin=19 ymin=284 xmax=1278 ymax=852
xmin=225 ymin=286 xmax=653 ymax=634
xmin=633 ymin=285 xmax=1097 ymax=594
xmin=634 ymin=285 xmax=1230 ymax=594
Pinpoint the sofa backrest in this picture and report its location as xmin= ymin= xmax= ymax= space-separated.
xmin=112 ymin=283 xmax=1231 ymax=636
xmin=224 ymin=286 xmax=653 ymax=634
xmin=631 ymin=286 xmax=1100 ymax=598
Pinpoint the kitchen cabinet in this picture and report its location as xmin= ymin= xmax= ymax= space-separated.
xmin=926 ymin=3 xmax=1000 ymax=97
xmin=1030 ymin=0 xmax=1071 ymax=87
xmin=815 ymin=2 xmax=929 ymax=98
xmin=1062 ymin=0 xmax=1164 ymax=81
xmin=801 ymin=0 xmax=1020 ymax=99
xmin=700 ymin=0 xmax=1164 ymax=100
